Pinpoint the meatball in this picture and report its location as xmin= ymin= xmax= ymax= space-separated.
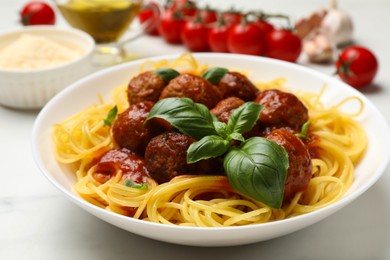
xmin=145 ymin=132 xmax=197 ymax=183
xmin=210 ymin=97 xmax=245 ymax=123
xmin=92 ymin=148 xmax=150 ymax=217
xmin=159 ymin=73 xmax=222 ymax=109
xmin=255 ymin=89 xmax=308 ymax=131
xmin=127 ymin=71 xmax=166 ymax=104
xmin=145 ymin=132 xmax=222 ymax=184
xmin=112 ymin=101 xmax=164 ymax=155
xmin=218 ymin=72 xmax=259 ymax=101
xmin=92 ymin=148 xmax=150 ymax=184
xmin=265 ymin=128 xmax=312 ymax=201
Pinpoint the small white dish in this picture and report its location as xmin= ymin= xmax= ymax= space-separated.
xmin=32 ymin=53 xmax=390 ymax=246
xmin=0 ymin=26 xmax=95 ymax=109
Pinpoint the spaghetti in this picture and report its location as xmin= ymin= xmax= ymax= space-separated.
xmin=53 ymin=53 xmax=367 ymax=227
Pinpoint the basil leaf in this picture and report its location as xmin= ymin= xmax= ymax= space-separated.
xmin=153 ymin=68 xmax=180 ymax=84
xmin=124 ymin=179 xmax=148 ymax=190
xmin=227 ymin=102 xmax=262 ymax=135
xmin=201 ymin=67 xmax=229 ymax=85
xmin=103 ymin=105 xmax=118 ymax=126
xmin=229 ymin=132 xmax=245 ymax=142
xmin=295 ymin=120 xmax=311 ymax=140
xmin=213 ymin=121 xmax=228 ymax=139
xmin=187 ymin=135 xmax=230 ymax=163
xmin=224 ymin=137 xmax=289 ymax=208
xmin=147 ymin=97 xmax=218 ymax=140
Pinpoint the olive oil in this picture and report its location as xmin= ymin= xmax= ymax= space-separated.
xmin=57 ymin=0 xmax=142 ymax=43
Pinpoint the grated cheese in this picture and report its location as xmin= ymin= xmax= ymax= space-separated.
xmin=0 ymin=34 xmax=84 ymax=69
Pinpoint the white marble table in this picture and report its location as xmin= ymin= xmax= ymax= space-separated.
xmin=1 ymin=0 xmax=390 ymax=259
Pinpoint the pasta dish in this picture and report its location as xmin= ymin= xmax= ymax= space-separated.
xmin=53 ymin=54 xmax=366 ymax=227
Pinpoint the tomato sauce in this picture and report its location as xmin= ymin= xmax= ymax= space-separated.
xmin=92 ymin=148 xmax=149 ymax=184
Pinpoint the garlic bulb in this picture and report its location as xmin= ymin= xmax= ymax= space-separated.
xmin=303 ymin=31 xmax=334 ymax=63
xmin=321 ymin=0 xmax=353 ymax=46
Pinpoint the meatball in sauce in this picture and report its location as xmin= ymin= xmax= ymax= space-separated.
xmin=127 ymin=71 xmax=166 ymax=104
xmin=145 ymin=132 xmax=198 ymax=184
xmin=92 ymin=148 xmax=150 ymax=184
xmin=145 ymin=131 xmax=222 ymax=184
xmin=210 ymin=97 xmax=245 ymax=123
xmin=265 ymin=128 xmax=312 ymax=201
xmin=218 ymin=72 xmax=259 ymax=101
xmin=255 ymin=89 xmax=309 ymax=134
xmin=159 ymin=73 xmax=222 ymax=109
xmin=112 ymin=101 xmax=165 ymax=155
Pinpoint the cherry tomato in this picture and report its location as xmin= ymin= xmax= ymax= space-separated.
xmin=227 ymin=22 xmax=266 ymax=55
xmin=138 ymin=2 xmax=161 ymax=36
xmin=221 ymin=11 xmax=243 ymax=25
xmin=198 ymin=8 xmax=217 ymax=24
xmin=20 ymin=1 xmax=56 ymax=25
xmin=158 ymin=9 xmax=184 ymax=44
xmin=265 ymin=29 xmax=302 ymax=62
xmin=254 ymin=20 xmax=274 ymax=35
xmin=181 ymin=17 xmax=209 ymax=52
xmin=208 ymin=22 xmax=231 ymax=53
xmin=336 ymin=45 xmax=378 ymax=88
xmin=167 ymin=0 xmax=196 ymax=18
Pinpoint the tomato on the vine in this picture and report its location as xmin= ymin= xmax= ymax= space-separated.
xmin=265 ymin=29 xmax=302 ymax=62
xmin=254 ymin=19 xmax=274 ymax=35
xmin=20 ymin=1 xmax=56 ymax=25
xmin=158 ymin=9 xmax=184 ymax=44
xmin=208 ymin=22 xmax=231 ymax=53
xmin=227 ymin=22 xmax=266 ymax=55
xmin=167 ymin=0 xmax=196 ymax=18
xmin=336 ymin=45 xmax=378 ymax=88
xmin=181 ymin=16 xmax=210 ymax=52
xmin=221 ymin=10 xmax=243 ymax=25
xmin=138 ymin=2 xmax=161 ymax=36
xmin=198 ymin=8 xmax=217 ymax=24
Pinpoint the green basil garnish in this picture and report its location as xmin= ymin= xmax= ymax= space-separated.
xmin=103 ymin=105 xmax=118 ymax=126
xmin=153 ymin=68 xmax=180 ymax=84
xmin=226 ymin=101 xmax=262 ymax=135
xmin=229 ymin=132 xmax=245 ymax=142
xmin=224 ymin=137 xmax=289 ymax=209
xmin=201 ymin=67 xmax=229 ymax=85
xmin=124 ymin=179 xmax=148 ymax=190
xmin=187 ymin=135 xmax=230 ymax=163
xmin=147 ymin=97 xmax=289 ymax=208
xmin=146 ymin=97 xmax=218 ymax=140
xmin=213 ymin=121 xmax=228 ymax=139
xmin=295 ymin=120 xmax=311 ymax=140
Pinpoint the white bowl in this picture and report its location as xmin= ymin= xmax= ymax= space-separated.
xmin=32 ymin=53 xmax=390 ymax=246
xmin=0 ymin=26 xmax=95 ymax=109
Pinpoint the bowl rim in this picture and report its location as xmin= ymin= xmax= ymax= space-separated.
xmin=31 ymin=52 xmax=390 ymax=236
xmin=0 ymin=25 xmax=95 ymax=74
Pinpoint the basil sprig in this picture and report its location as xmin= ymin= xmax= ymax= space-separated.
xmin=146 ymin=98 xmax=289 ymax=208
xmin=188 ymin=101 xmax=263 ymax=163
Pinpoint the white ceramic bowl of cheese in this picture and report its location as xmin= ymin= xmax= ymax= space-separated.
xmin=0 ymin=26 xmax=95 ymax=109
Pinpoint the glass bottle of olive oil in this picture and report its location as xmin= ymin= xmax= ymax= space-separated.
xmin=57 ymin=0 xmax=142 ymax=44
